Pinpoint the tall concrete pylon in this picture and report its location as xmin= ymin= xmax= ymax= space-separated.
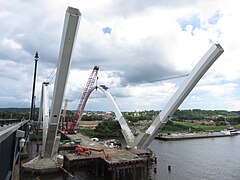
xmin=22 ymin=7 xmax=81 ymax=172
xmin=38 ymin=82 xmax=50 ymax=155
xmin=44 ymin=7 xmax=81 ymax=158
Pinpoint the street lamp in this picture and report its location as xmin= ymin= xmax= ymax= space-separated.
xmin=16 ymin=130 xmax=25 ymax=150
xmin=19 ymin=138 xmax=26 ymax=149
xmin=30 ymin=51 xmax=39 ymax=121
xmin=12 ymin=130 xmax=26 ymax=177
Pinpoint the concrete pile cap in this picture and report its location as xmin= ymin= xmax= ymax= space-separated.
xmin=22 ymin=155 xmax=60 ymax=173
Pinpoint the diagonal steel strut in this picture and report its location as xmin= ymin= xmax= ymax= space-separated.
xmin=134 ymin=44 xmax=224 ymax=149
xmin=81 ymin=86 xmax=135 ymax=146
xmin=96 ymin=86 xmax=135 ymax=146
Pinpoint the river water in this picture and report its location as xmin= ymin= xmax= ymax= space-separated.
xmin=148 ymin=135 xmax=240 ymax=180
xmin=21 ymin=135 xmax=240 ymax=180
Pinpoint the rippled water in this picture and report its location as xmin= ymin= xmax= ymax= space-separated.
xmin=148 ymin=135 xmax=240 ymax=180
xmin=21 ymin=135 xmax=240 ymax=180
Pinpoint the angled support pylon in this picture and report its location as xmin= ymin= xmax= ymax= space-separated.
xmin=44 ymin=7 xmax=81 ymax=158
xmin=134 ymin=44 xmax=224 ymax=149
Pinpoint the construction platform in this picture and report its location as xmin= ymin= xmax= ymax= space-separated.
xmin=59 ymin=132 xmax=155 ymax=178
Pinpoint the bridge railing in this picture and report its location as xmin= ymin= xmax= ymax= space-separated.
xmin=0 ymin=119 xmax=23 ymax=127
xmin=0 ymin=120 xmax=30 ymax=180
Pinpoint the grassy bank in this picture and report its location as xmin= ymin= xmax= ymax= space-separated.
xmin=29 ymin=131 xmax=43 ymax=141
xmin=79 ymin=120 xmax=232 ymax=138
xmin=78 ymin=121 xmax=122 ymax=138
xmin=161 ymin=121 xmax=227 ymax=133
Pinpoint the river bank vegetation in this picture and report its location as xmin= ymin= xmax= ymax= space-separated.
xmin=1 ymin=108 xmax=240 ymax=138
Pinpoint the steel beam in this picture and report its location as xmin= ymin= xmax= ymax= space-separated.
xmin=97 ymin=86 xmax=135 ymax=146
xmin=44 ymin=7 xmax=81 ymax=157
xmin=135 ymin=44 xmax=224 ymax=149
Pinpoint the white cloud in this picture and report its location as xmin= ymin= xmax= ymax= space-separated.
xmin=0 ymin=0 xmax=240 ymax=111
xmin=2 ymin=38 xmax=22 ymax=50
xmin=0 ymin=9 xmax=10 ymax=17
xmin=0 ymin=59 xmax=33 ymax=107
xmin=181 ymin=82 xmax=239 ymax=110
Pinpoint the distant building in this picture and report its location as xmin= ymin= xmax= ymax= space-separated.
xmin=198 ymin=120 xmax=216 ymax=126
xmin=133 ymin=111 xmax=147 ymax=117
xmin=133 ymin=111 xmax=140 ymax=117
xmin=78 ymin=121 xmax=100 ymax=130
xmin=104 ymin=112 xmax=113 ymax=119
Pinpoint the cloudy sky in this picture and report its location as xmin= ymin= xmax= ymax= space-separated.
xmin=0 ymin=0 xmax=240 ymax=112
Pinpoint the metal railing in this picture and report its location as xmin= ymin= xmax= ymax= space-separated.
xmin=0 ymin=120 xmax=30 ymax=180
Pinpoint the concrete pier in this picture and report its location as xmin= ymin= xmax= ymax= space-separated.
xmin=21 ymin=136 xmax=61 ymax=173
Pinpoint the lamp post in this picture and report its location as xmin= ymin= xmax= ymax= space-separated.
xmin=30 ymin=51 xmax=39 ymax=121
xmin=19 ymin=138 xmax=26 ymax=149
xmin=12 ymin=130 xmax=25 ymax=179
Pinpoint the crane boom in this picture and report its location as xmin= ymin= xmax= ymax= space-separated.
xmin=68 ymin=65 xmax=99 ymax=133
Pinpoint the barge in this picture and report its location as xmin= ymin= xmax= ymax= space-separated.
xmin=156 ymin=131 xmax=237 ymax=141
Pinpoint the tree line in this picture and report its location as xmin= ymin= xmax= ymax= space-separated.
xmin=1 ymin=108 xmax=240 ymax=125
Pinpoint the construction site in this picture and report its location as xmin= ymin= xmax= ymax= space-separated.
xmin=19 ymin=5 xmax=224 ymax=180
xmin=19 ymin=7 xmax=155 ymax=179
xmin=21 ymin=42 xmax=155 ymax=178
xmin=59 ymin=132 xmax=154 ymax=179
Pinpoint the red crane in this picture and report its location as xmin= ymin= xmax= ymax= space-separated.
xmin=66 ymin=65 xmax=99 ymax=134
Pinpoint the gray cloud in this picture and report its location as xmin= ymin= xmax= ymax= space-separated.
xmin=108 ymin=0 xmax=197 ymax=17
xmin=1 ymin=0 xmax=186 ymax=96
xmin=0 ymin=0 xmax=62 ymax=65
xmin=74 ymin=34 xmax=184 ymax=86
xmin=0 ymin=0 xmax=238 ymax=111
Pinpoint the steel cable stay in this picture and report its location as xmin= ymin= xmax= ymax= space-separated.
xmin=45 ymin=64 xmax=57 ymax=84
xmin=101 ymin=74 xmax=189 ymax=90
xmin=126 ymin=74 xmax=189 ymax=87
